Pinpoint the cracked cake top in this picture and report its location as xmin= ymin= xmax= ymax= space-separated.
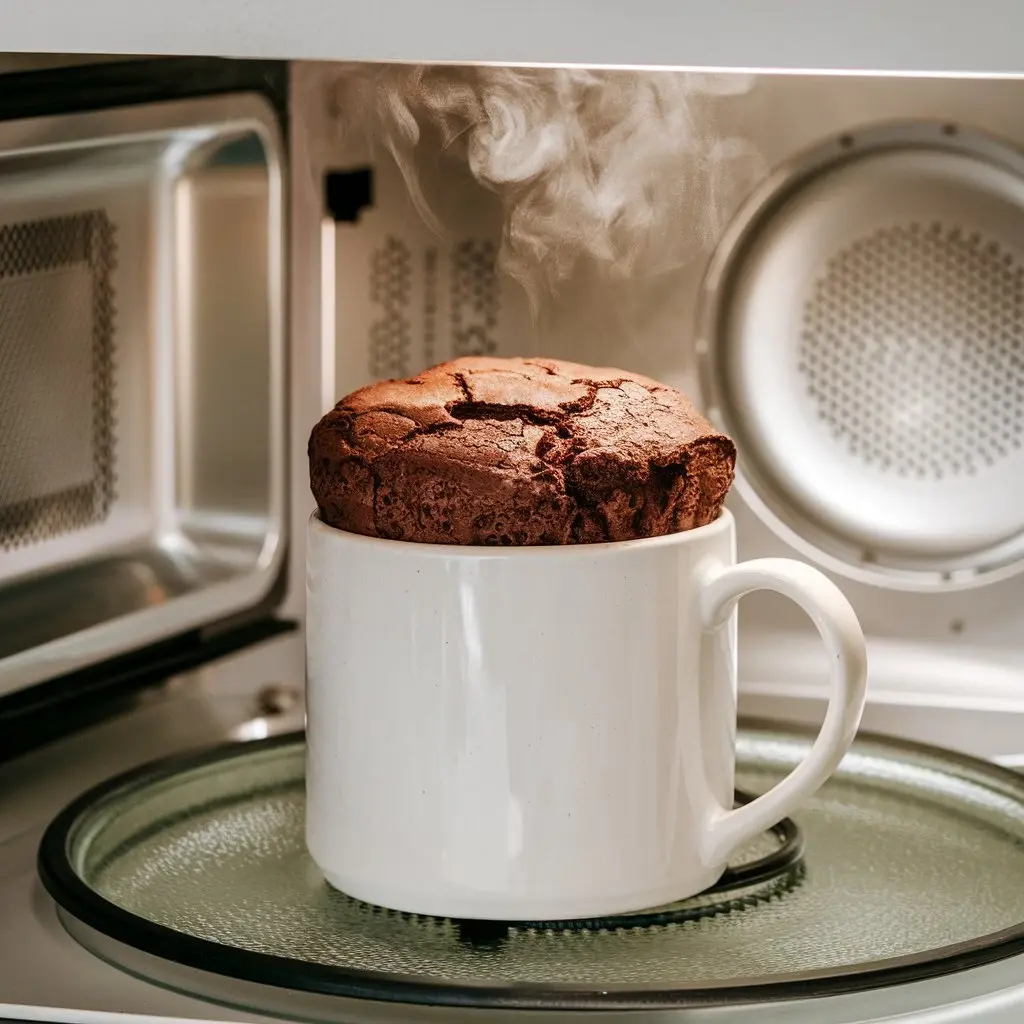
xmin=308 ymin=356 xmax=736 ymax=545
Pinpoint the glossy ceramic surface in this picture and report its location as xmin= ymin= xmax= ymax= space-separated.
xmin=305 ymin=510 xmax=866 ymax=919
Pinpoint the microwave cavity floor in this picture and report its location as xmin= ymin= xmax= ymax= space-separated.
xmin=34 ymin=721 xmax=1024 ymax=1018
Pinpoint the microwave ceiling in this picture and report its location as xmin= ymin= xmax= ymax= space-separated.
xmin=3 ymin=1 xmax=1024 ymax=75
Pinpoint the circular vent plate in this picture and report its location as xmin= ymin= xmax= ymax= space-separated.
xmin=699 ymin=123 xmax=1024 ymax=589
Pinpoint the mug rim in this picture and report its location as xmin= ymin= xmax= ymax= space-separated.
xmin=308 ymin=506 xmax=733 ymax=558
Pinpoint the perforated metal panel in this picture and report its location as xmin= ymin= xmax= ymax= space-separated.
xmin=0 ymin=211 xmax=117 ymax=550
xmin=364 ymin=234 xmax=502 ymax=381
xmin=451 ymin=239 xmax=499 ymax=358
xmin=799 ymin=222 xmax=1024 ymax=480
xmin=699 ymin=122 xmax=1024 ymax=586
xmin=422 ymin=246 xmax=439 ymax=365
xmin=369 ymin=235 xmax=412 ymax=379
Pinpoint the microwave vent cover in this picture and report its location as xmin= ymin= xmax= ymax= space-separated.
xmin=366 ymin=234 xmax=502 ymax=382
xmin=0 ymin=210 xmax=116 ymax=550
xmin=699 ymin=121 xmax=1024 ymax=591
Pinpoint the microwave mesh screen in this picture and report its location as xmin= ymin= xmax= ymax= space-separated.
xmin=799 ymin=222 xmax=1024 ymax=480
xmin=451 ymin=239 xmax=500 ymax=358
xmin=0 ymin=210 xmax=116 ymax=550
xmin=367 ymin=235 xmax=500 ymax=381
xmin=698 ymin=124 xmax=1024 ymax=585
xmin=369 ymin=236 xmax=413 ymax=379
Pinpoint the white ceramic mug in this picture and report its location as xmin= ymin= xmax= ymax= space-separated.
xmin=306 ymin=508 xmax=867 ymax=921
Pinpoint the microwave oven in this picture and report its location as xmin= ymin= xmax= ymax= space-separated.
xmin=5 ymin=35 xmax=1024 ymax=1024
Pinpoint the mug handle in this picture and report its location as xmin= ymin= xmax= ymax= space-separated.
xmin=696 ymin=557 xmax=868 ymax=867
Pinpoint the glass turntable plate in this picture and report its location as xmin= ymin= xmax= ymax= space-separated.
xmin=37 ymin=721 xmax=1024 ymax=1013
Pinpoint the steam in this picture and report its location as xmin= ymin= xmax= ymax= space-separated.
xmin=331 ymin=65 xmax=762 ymax=311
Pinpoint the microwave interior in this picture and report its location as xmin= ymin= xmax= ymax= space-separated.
xmin=6 ymin=56 xmax=1024 ymax=721
xmin=302 ymin=61 xmax=1024 ymax=695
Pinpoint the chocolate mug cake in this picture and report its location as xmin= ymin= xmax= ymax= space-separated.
xmin=308 ymin=356 xmax=736 ymax=545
